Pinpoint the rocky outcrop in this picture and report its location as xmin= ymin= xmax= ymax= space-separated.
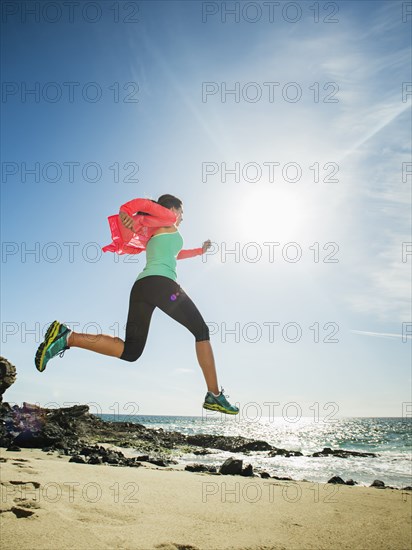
xmin=0 ymin=356 xmax=16 ymax=403
xmin=186 ymin=434 xmax=272 ymax=453
xmin=312 ymin=447 xmax=376 ymax=458
xmin=0 ymin=357 xmax=18 ymax=447
xmin=65 ymin=444 xmax=177 ymax=468
xmin=268 ymin=447 xmax=303 ymax=457
xmin=0 ymin=401 xmax=185 ymax=453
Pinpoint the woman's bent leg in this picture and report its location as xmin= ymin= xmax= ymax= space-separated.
xmin=120 ymin=278 xmax=157 ymax=362
xmin=67 ymin=332 xmax=124 ymax=358
xmin=151 ymin=277 xmax=219 ymax=393
xmin=195 ymin=340 xmax=219 ymax=395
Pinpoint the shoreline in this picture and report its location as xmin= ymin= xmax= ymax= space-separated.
xmin=1 ymin=447 xmax=411 ymax=550
xmin=1 ymin=400 xmax=410 ymax=491
xmin=101 ymin=441 xmax=412 ymax=491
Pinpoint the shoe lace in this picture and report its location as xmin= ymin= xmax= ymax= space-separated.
xmin=220 ymin=386 xmax=229 ymax=398
xmin=58 ymin=347 xmax=68 ymax=358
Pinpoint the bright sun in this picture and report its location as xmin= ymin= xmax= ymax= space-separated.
xmin=234 ymin=187 xmax=309 ymax=242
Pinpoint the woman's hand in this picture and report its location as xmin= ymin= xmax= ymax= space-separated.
xmin=202 ymin=239 xmax=212 ymax=253
xmin=119 ymin=211 xmax=136 ymax=232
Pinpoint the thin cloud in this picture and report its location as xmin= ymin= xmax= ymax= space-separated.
xmin=350 ymin=330 xmax=411 ymax=340
xmin=337 ymin=102 xmax=411 ymax=164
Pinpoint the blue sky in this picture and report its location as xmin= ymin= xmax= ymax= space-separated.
xmin=1 ymin=0 xmax=411 ymax=417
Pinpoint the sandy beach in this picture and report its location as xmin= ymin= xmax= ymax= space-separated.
xmin=0 ymin=447 xmax=410 ymax=550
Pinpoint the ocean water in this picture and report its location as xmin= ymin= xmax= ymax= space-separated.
xmin=98 ymin=414 xmax=412 ymax=489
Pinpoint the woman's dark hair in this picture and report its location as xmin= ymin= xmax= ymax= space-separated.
xmin=155 ymin=194 xmax=182 ymax=210
xmin=136 ymin=195 xmax=182 ymax=216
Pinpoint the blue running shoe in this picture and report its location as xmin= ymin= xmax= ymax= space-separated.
xmin=203 ymin=387 xmax=239 ymax=415
xmin=35 ymin=320 xmax=71 ymax=373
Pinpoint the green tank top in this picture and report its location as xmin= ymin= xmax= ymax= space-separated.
xmin=136 ymin=230 xmax=184 ymax=282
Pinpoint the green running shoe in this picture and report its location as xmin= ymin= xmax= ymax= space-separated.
xmin=203 ymin=387 xmax=239 ymax=415
xmin=35 ymin=320 xmax=71 ymax=373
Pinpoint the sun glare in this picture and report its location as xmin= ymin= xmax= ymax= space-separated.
xmin=234 ymin=187 xmax=309 ymax=242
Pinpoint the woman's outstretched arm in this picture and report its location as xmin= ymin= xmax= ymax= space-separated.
xmin=177 ymin=240 xmax=212 ymax=260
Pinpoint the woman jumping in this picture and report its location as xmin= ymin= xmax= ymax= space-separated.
xmin=34 ymin=194 xmax=239 ymax=415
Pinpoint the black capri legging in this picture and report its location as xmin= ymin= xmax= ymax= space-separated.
xmin=120 ymin=275 xmax=210 ymax=362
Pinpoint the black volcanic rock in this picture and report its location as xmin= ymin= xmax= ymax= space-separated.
xmin=240 ymin=464 xmax=254 ymax=476
xmin=69 ymin=454 xmax=87 ymax=464
xmin=6 ymin=445 xmax=21 ymax=452
xmin=312 ymin=447 xmax=376 ymax=458
xmin=371 ymin=480 xmax=385 ymax=488
xmin=328 ymin=476 xmax=360 ymax=486
xmin=193 ymin=448 xmax=210 ymax=455
xmin=0 ymin=356 xmax=16 ymax=402
xmin=65 ymin=444 xmax=176 ymax=468
xmin=185 ymin=463 xmax=217 ymax=473
xmin=328 ymin=476 xmax=346 ymax=484
xmin=268 ymin=448 xmax=303 ymax=457
xmin=186 ymin=434 xmax=272 ymax=452
xmin=219 ymin=457 xmax=243 ymax=475
xmin=0 ymin=357 xmax=17 ymax=447
xmin=345 ymin=479 xmax=357 ymax=485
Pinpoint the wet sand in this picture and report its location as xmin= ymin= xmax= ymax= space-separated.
xmin=0 ymin=447 xmax=410 ymax=550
